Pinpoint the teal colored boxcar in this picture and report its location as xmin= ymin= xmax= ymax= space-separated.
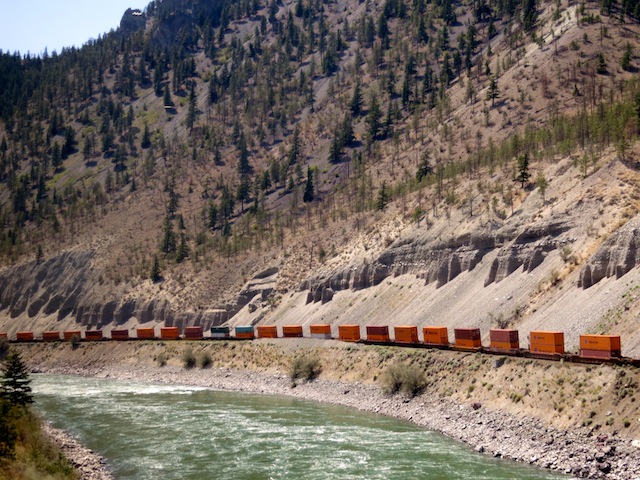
xmin=234 ymin=326 xmax=255 ymax=339
xmin=211 ymin=326 xmax=230 ymax=338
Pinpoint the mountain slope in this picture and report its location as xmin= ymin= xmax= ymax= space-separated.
xmin=0 ymin=0 xmax=640 ymax=354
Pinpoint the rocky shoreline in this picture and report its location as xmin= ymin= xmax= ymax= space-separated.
xmin=38 ymin=363 xmax=640 ymax=480
xmin=41 ymin=421 xmax=113 ymax=480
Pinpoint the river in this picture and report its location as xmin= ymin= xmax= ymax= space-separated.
xmin=32 ymin=375 xmax=567 ymax=479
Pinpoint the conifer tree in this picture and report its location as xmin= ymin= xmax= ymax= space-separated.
xmin=376 ymin=181 xmax=389 ymax=211
xmin=303 ymin=167 xmax=314 ymax=202
xmin=160 ymin=217 xmax=177 ymax=254
xmin=516 ymin=154 xmax=530 ymax=188
xmin=150 ymin=255 xmax=162 ymax=282
xmin=176 ymin=233 xmax=188 ymax=263
xmin=366 ymin=95 xmax=383 ymax=140
xmin=141 ymin=123 xmax=151 ymax=149
xmin=350 ymin=81 xmax=363 ymax=116
xmin=1 ymin=350 xmax=33 ymax=407
xmin=486 ymin=76 xmax=500 ymax=106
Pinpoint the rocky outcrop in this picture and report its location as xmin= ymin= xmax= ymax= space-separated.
xmin=302 ymin=219 xmax=573 ymax=303
xmin=578 ymin=218 xmax=640 ymax=288
xmin=0 ymin=250 xmax=266 ymax=330
xmin=119 ymin=8 xmax=146 ymax=37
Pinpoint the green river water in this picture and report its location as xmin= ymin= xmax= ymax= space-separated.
xmin=32 ymin=375 xmax=567 ymax=479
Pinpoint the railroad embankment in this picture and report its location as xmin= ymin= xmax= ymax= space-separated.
xmin=16 ymin=339 xmax=640 ymax=479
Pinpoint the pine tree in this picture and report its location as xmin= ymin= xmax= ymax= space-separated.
xmin=486 ymin=76 xmax=500 ymax=106
xmin=176 ymin=233 xmax=188 ymax=263
xmin=141 ymin=123 xmax=151 ymax=149
xmin=288 ymin=125 xmax=301 ymax=165
xmin=163 ymin=84 xmax=173 ymax=107
xmin=150 ymin=255 xmax=162 ymax=282
xmin=350 ymin=81 xmax=363 ymax=116
xmin=1 ymin=350 xmax=33 ymax=407
xmin=366 ymin=95 xmax=383 ymax=140
xmin=160 ymin=217 xmax=176 ymax=254
xmin=329 ymin=130 xmax=343 ymax=163
xmin=303 ymin=167 xmax=314 ymax=202
xmin=51 ymin=142 xmax=62 ymax=171
xmin=376 ymin=181 xmax=389 ymax=211
xmin=516 ymin=154 xmax=530 ymax=188
xmin=621 ymin=43 xmax=633 ymax=72
xmin=416 ymin=152 xmax=433 ymax=182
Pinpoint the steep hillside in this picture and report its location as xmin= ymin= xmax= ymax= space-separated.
xmin=1 ymin=0 xmax=640 ymax=354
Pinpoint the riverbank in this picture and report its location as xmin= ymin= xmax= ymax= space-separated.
xmin=41 ymin=422 xmax=113 ymax=480
xmin=17 ymin=340 xmax=640 ymax=479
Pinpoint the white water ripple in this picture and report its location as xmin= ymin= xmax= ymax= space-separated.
xmin=32 ymin=375 xmax=566 ymax=480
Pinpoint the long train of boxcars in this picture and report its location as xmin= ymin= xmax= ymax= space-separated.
xmin=2 ymin=324 xmax=639 ymax=367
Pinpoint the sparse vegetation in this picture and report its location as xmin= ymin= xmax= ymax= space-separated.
xmin=157 ymin=351 xmax=168 ymax=367
xmin=289 ymin=356 xmax=322 ymax=382
xmin=198 ymin=351 xmax=212 ymax=369
xmin=182 ymin=348 xmax=196 ymax=369
xmin=380 ymin=363 xmax=426 ymax=397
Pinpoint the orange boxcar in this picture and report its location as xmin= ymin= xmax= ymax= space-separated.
xmin=394 ymin=326 xmax=419 ymax=344
xmin=16 ymin=331 xmax=34 ymax=341
xmin=423 ymin=326 xmax=449 ymax=345
xmin=310 ymin=324 xmax=332 ymax=339
xmin=338 ymin=325 xmax=361 ymax=342
xmin=579 ymin=335 xmax=621 ymax=352
xmin=160 ymin=327 xmax=180 ymax=340
xmin=282 ymin=325 xmax=303 ymax=338
xmin=580 ymin=335 xmax=621 ymax=358
xmin=0 ymin=332 xmax=8 ymax=340
xmin=491 ymin=340 xmax=520 ymax=351
xmin=366 ymin=326 xmax=390 ymax=342
xmin=111 ymin=329 xmax=129 ymax=340
xmin=530 ymin=331 xmax=564 ymax=354
xmin=454 ymin=328 xmax=482 ymax=349
xmin=136 ymin=328 xmax=155 ymax=340
xmin=184 ymin=326 xmax=204 ymax=339
xmin=235 ymin=326 xmax=255 ymax=339
xmin=42 ymin=331 xmax=61 ymax=342
xmin=257 ymin=325 xmax=278 ymax=338
xmin=490 ymin=329 xmax=519 ymax=351
xmin=85 ymin=330 xmax=103 ymax=341
xmin=63 ymin=330 xmax=82 ymax=341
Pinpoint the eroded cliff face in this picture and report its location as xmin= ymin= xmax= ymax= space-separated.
xmin=301 ymin=219 xmax=574 ymax=305
xmin=1 ymin=159 xmax=640 ymax=343
xmin=578 ymin=218 xmax=640 ymax=289
xmin=0 ymin=250 xmax=279 ymax=333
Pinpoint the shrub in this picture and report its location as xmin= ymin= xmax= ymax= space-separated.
xmin=69 ymin=334 xmax=81 ymax=350
xmin=198 ymin=351 xmax=212 ymax=369
xmin=182 ymin=348 xmax=196 ymax=369
xmin=380 ymin=363 xmax=426 ymax=397
xmin=289 ymin=356 xmax=322 ymax=382
xmin=157 ymin=351 xmax=167 ymax=367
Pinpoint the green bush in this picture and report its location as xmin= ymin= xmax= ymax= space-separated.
xmin=289 ymin=356 xmax=322 ymax=382
xmin=198 ymin=351 xmax=212 ymax=369
xmin=380 ymin=363 xmax=426 ymax=397
xmin=182 ymin=348 xmax=196 ymax=369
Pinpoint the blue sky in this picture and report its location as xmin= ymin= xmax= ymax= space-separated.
xmin=0 ymin=1 xmax=150 ymax=56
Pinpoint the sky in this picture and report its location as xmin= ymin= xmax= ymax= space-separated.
xmin=0 ymin=0 xmax=151 ymax=56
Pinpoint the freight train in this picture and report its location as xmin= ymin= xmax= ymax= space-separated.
xmin=1 ymin=324 xmax=639 ymax=367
